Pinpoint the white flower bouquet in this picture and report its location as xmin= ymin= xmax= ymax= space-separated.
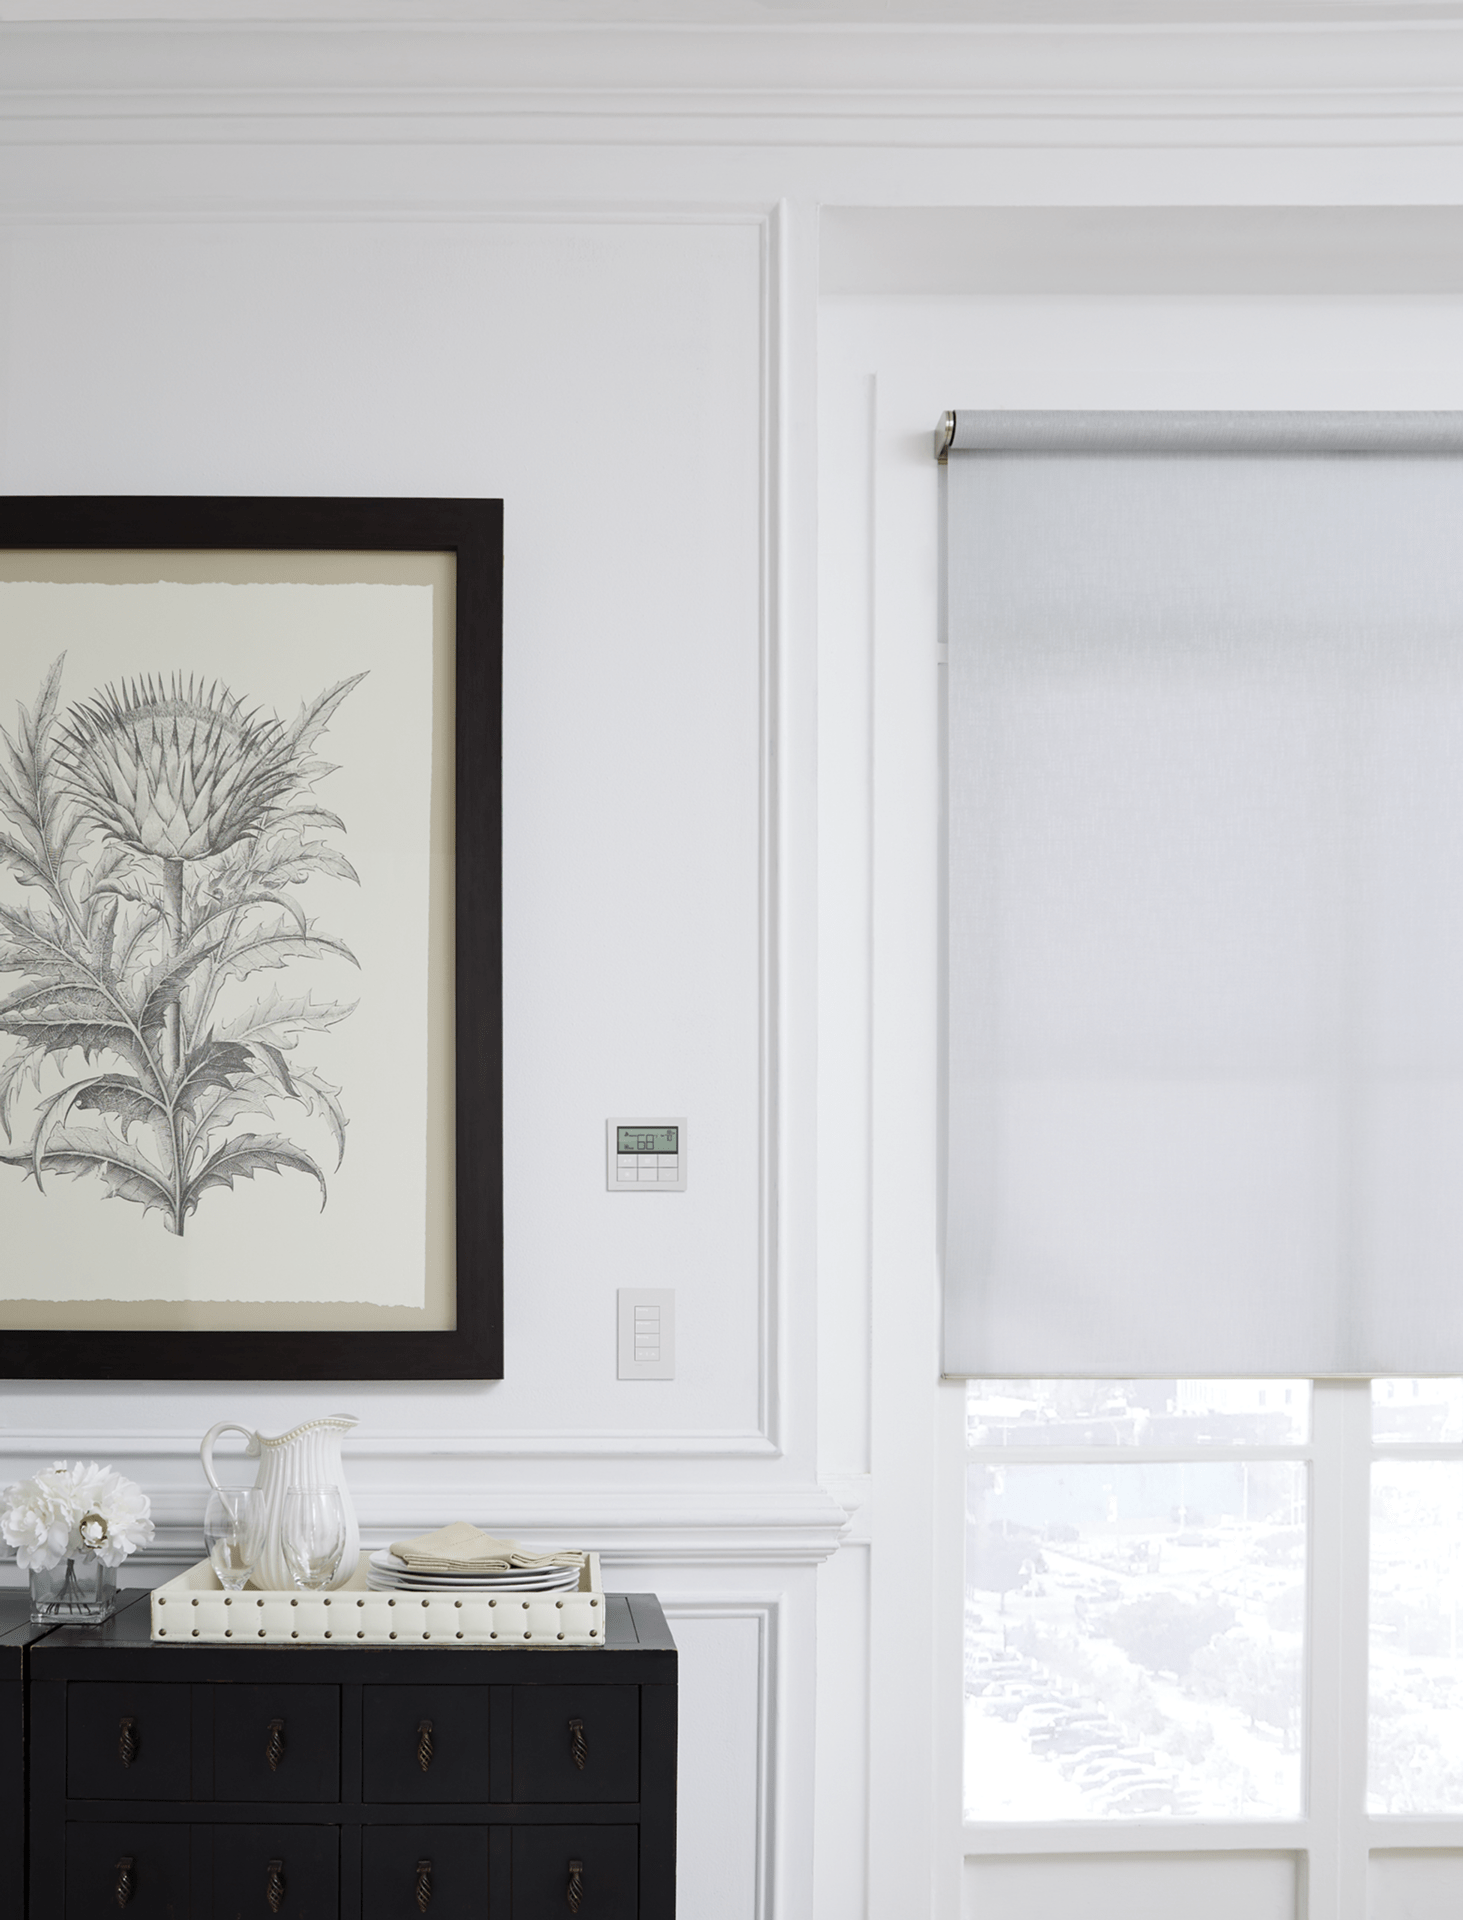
xmin=1 ymin=1460 xmax=154 ymax=1573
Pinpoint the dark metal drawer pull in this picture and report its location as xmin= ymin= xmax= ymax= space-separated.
xmin=568 ymin=1717 xmax=587 ymax=1770
xmin=567 ymin=1858 xmax=584 ymax=1913
xmin=415 ymin=1858 xmax=433 ymax=1912
xmin=114 ymin=1856 xmax=134 ymax=1909
xmin=118 ymin=1717 xmax=138 ymax=1768
xmin=266 ymin=1717 xmax=286 ymax=1771
xmin=417 ymin=1718 xmax=434 ymax=1772
xmin=266 ymin=1858 xmax=286 ymax=1914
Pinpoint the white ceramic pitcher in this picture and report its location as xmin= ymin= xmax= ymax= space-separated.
xmin=200 ymin=1414 xmax=360 ymax=1592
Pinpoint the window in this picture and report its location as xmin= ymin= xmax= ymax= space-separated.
xmin=966 ymin=1378 xmax=1308 ymax=1824
xmin=963 ymin=1377 xmax=1463 ymax=1891
xmin=1370 ymin=1388 xmax=1463 ymax=1814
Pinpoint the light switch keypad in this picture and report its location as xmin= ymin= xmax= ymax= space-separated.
xmin=617 ymin=1288 xmax=675 ymax=1379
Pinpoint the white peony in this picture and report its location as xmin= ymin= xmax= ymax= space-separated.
xmin=0 ymin=1460 xmax=154 ymax=1572
xmin=0 ymin=1489 xmax=73 ymax=1572
xmin=73 ymin=1465 xmax=155 ymax=1568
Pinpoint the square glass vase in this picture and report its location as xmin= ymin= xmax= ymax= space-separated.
xmin=29 ymin=1556 xmax=118 ymax=1626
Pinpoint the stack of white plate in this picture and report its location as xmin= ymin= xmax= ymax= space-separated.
xmin=366 ymin=1549 xmax=582 ymax=1595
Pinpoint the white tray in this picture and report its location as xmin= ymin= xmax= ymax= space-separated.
xmin=150 ymin=1551 xmax=605 ymax=1647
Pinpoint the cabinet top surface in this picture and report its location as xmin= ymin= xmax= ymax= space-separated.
xmin=0 ymin=1588 xmax=48 ymax=1652
xmin=29 ymin=1588 xmax=676 ymax=1673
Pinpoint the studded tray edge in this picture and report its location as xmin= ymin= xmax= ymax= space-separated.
xmin=149 ymin=1551 xmax=607 ymax=1647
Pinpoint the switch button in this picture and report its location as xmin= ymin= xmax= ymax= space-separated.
xmin=618 ymin=1288 xmax=675 ymax=1380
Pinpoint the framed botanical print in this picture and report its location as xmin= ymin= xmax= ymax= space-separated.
xmin=0 ymin=496 xmax=502 ymax=1379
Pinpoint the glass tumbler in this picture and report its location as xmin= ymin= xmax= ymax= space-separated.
xmin=203 ymin=1488 xmax=264 ymax=1592
xmin=281 ymin=1486 xmax=347 ymax=1591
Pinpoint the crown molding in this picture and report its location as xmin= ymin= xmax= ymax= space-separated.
xmin=4 ymin=20 xmax=1463 ymax=143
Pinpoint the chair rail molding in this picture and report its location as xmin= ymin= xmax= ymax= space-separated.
xmin=0 ymin=1483 xmax=856 ymax=1576
xmin=0 ymin=1424 xmax=782 ymax=1461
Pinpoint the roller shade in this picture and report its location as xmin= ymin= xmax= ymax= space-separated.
xmin=943 ymin=411 xmax=1463 ymax=1377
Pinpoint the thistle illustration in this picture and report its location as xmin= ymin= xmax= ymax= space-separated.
xmin=0 ymin=656 xmax=365 ymax=1236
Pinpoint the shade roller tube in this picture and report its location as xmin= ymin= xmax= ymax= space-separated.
xmin=941 ymin=410 xmax=1463 ymax=456
xmin=944 ymin=411 xmax=1463 ymax=1378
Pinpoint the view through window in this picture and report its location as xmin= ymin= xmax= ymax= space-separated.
xmin=965 ymin=1377 xmax=1463 ymax=1836
xmin=965 ymin=1380 xmax=1309 ymax=1822
xmin=1370 ymin=1380 xmax=1463 ymax=1815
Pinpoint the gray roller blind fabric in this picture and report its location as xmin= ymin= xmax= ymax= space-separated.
xmin=944 ymin=412 xmax=1463 ymax=1378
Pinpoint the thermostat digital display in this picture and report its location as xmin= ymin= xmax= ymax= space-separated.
xmin=607 ymin=1118 xmax=686 ymax=1191
xmin=617 ymin=1126 xmax=678 ymax=1156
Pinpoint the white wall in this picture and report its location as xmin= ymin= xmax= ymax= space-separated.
xmin=5 ymin=15 xmax=1463 ymax=1918
xmin=0 ymin=167 xmax=835 ymax=1920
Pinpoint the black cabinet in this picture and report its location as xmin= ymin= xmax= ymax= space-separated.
xmin=63 ymin=1820 xmax=190 ymax=1919
xmin=360 ymin=1825 xmax=489 ymax=1920
xmin=212 ymin=1684 xmax=341 ymax=1803
xmin=66 ymin=1681 xmax=191 ymax=1801
xmin=28 ymin=1588 xmax=677 ymax=1919
xmin=0 ymin=1595 xmax=48 ymax=1920
xmin=361 ymin=1683 xmax=492 ymax=1803
xmin=511 ymin=1684 xmax=640 ymax=1803
xmin=511 ymin=1824 xmax=639 ymax=1920
xmin=212 ymin=1824 xmax=339 ymax=1920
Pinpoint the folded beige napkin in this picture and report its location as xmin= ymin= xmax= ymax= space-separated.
xmin=388 ymin=1521 xmax=584 ymax=1574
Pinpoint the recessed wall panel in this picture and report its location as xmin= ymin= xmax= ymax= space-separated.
xmin=0 ymin=213 xmax=766 ymax=1440
xmin=1370 ymin=1850 xmax=1463 ymax=1918
xmin=964 ymin=1851 xmax=1296 ymax=1920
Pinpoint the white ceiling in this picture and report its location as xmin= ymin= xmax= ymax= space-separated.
xmin=3 ymin=0 xmax=1462 ymax=25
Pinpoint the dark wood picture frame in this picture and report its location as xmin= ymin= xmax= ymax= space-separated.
xmin=0 ymin=496 xmax=502 ymax=1380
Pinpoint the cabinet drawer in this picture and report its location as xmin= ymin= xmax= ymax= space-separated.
xmin=362 ymin=1685 xmax=492 ymax=1803
xmin=512 ymin=1826 xmax=637 ymax=1920
xmin=64 ymin=1821 xmax=188 ymax=1919
xmin=66 ymin=1684 xmax=191 ymax=1802
xmin=361 ymin=1824 xmax=489 ymax=1920
xmin=512 ymin=1686 xmax=639 ymax=1803
xmin=212 ymin=1823 xmax=338 ymax=1920
xmin=213 ymin=1685 xmax=340 ymax=1802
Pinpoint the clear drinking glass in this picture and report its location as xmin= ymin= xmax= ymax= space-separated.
xmin=281 ymin=1486 xmax=346 ymax=1591
xmin=203 ymin=1488 xmax=264 ymax=1592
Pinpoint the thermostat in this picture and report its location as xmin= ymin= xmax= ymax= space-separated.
xmin=607 ymin=1118 xmax=686 ymax=1192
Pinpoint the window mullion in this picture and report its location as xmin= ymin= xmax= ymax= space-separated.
xmin=1303 ymin=1377 xmax=1372 ymax=1920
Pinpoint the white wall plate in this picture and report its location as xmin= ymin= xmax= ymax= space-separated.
xmin=607 ymin=1117 xmax=686 ymax=1192
xmin=618 ymin=1288 xmax=675 ymax=1381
